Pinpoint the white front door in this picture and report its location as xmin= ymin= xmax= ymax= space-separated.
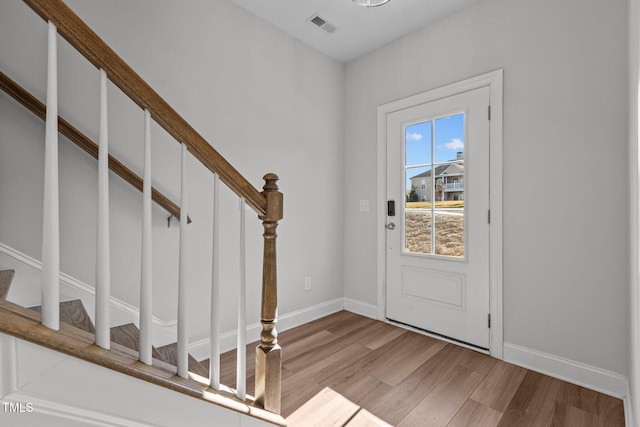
xmin=385 ymin=86 xmax=491 ymax=350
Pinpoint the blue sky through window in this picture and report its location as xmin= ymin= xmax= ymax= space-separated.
xmin=405 ymin=113 xmax=464 ymax=188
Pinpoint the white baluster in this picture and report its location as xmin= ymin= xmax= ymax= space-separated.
xmin=41 ymin=21 xmax=59 ymax=330
xmin=236 ymin=197 xmax=247 ymax=400
xmin=177 ymin=143 xmax=189 ymax=378
xmin=95 ymin=69 xmax=111 ymax=349
xmin=139 ymin=110 xmax=153 ymax=365
xmin=209 ymin=173 xmax=221 ymax=389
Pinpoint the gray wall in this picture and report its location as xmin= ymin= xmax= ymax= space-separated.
xmin=344 ymin=0 xmax=629 ymax=375
xmin=0 ymin=0 xmax=345 ymax=342
xmin=0 ymin=0 xmax=631 ymax=378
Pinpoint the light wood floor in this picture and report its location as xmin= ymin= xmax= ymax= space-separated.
xmin=209 ymin=311 xmax=625 ymax=426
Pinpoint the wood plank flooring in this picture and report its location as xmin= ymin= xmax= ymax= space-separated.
xmin=214 ymin=311 xmax=625 ymax=426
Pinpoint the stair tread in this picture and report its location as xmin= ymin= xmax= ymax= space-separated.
xmin=0 ymin=270 xmax=15 ymax=300
xmin=30 ymin=299 xmax=95 ymax=334
xmin=110 ymin=323 xmax=166 ymax=361
xmin=157 ymin=342 xmax=209 ymax=378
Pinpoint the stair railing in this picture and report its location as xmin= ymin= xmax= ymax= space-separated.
xmin=0 ymin=72 xmax=186 ymax=222
xmin=15 ymin=0 xmax=283 ymax=415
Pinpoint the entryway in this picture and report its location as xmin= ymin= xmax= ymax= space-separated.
xmin=376 ymin=70 xmax=503 ymax=356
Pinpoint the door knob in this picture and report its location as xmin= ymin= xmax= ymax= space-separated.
xmin=386 ymin=222 xmax=396 ymax=230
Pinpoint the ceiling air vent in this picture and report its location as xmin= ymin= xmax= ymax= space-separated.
xmin=308 ymin=14 xmax=337 ymax=34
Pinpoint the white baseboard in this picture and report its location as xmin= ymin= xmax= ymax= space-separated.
xmin=188 ymin=298 xmax=344 ymax=361
xmin=503 ymin=342 xmax=629 ymax=399
xmin=343 ymin=298 xmax=378 ymax=319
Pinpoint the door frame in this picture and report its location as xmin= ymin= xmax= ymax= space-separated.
xmin=376 ymin=70 xmax=504 ymax=359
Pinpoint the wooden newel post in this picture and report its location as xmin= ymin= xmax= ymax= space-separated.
xmin=255 ymin=173 xmax=283 ymax=414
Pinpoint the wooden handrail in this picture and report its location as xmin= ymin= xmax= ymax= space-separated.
xmin=22 ymin=0 xmax=267 ymax=217
xmin=0 ymin=71 xmax=182 ymax=221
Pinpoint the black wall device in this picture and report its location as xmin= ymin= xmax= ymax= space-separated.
xmin=387 ymin=200 xmax=395 ymax=216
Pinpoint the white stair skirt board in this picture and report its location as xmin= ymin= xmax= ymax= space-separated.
xmin=0 ymin=334 xmax=18 ymax=398
xmin=503 ymin=342 xmax=629 ymax=399
xmin=2 ymin=391 xmax=153 ymax=427
xmin=2 ymin=337 xmax=273 ymax=427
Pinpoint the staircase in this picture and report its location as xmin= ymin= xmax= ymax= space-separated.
xmin=0 ymin=269 xmax=278 ymax=424
xmin=0 ymin=0 xmax=284 ymax=424
xmin=17 ymin=273 xmax=210 ymax=380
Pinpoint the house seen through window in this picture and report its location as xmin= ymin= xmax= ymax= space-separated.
xmin=404 ymin=113 xmax=465 ymax=257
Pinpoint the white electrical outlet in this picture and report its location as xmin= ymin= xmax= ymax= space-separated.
xmin=359 ymin=200 xmax=370 ymax=212
xmin=304 ymin=277 xmax=312 ymax=291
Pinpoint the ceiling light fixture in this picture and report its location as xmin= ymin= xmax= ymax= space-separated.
xmin=353 ymin=0 xmax=391 ymax=7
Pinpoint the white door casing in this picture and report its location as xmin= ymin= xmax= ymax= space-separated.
xmin=376 ymin=70 xmax=503 ymax=358
xmin=386 ymin=86 xmax=490 ymax=350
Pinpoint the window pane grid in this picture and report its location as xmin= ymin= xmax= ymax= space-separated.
xmin=404 ymin=113 xmax=465 ymax=258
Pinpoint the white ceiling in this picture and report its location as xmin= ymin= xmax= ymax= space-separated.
xmin=227 ymin=0 xmax=483 ymax=63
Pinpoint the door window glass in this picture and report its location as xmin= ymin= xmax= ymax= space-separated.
xmin=404 ymin=113 xmax=465 ymax=258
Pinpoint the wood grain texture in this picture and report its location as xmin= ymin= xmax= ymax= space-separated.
xmin=214 ymin=311 xmax=624 ymax=426
xmin=447 ymin=399 xmax=503 ymax=427
xmin=284 ymin=317 xmax=375 ymax=374
xmin=255 ymin=174 xmax=283 ymax=413
xmin=30 ymin=299 xmax=95 ymax=334
xmin=366 ymin=344 xmax=475 ymax=425
xmin=368 ymin=333 xmax=447 ymax=387
xmin=556 ymin=381 xmax=625 ymax=422
xmin=281 ymin=372 xmax=326 ymax=418
xmin=346 ymin=409 xmax=393 ymax=427
xmin=470 ymin=360 xmax=528 ymax=412
xmin=357 ymin=321 xmax=406 ymax=350
xmin=286 ymin=387 xmax=360 ymax=427
xmin=0 ymin=71 xmax=182 ymax=220
xmin=550 ymin=404 xmax=602 ymax=427
xmin=157 ymin=342 xmax=209 ymax=378
xmin=20 ymin=0 xmax=267 ymax=216
xmin=255 ymin=345 xmax=282 ymax=414
xmin=397 ymin=366 xmax=485 ymax=426
xmin=0 ymin=270 xmax=15 ymax=300
xmin=110 ymin=323 xmax=165 ymax=362
xmin=497 ymin=370 xmax=563 ymax=426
